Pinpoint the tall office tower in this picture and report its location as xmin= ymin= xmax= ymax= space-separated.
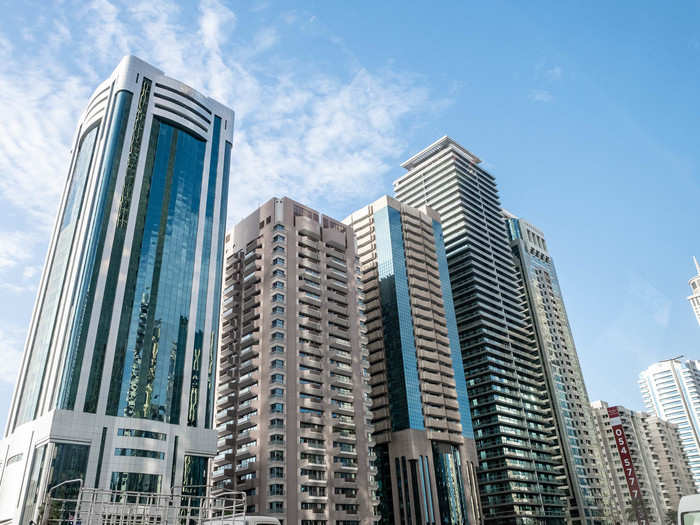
xmin=644 ymin=415 xmax=696 ymax=512
xmin=590 ymin=401 xmax=693 ymax=523
xmin=689 ymin=257 xmax=700 ymax=326
xmin=639 ymin=358 xmax=700 ymax=489
xmin=343 ymin=195 xmax=481 ymax=525
xmin=394 ymin=137 xmax=567 ymax=523
xmin=0 ymin=56 xmax=233 ymax=524
xmin=213 ymin=198 xmax=375 ymax=525
xmin=504 ymin=213 xmax=612 ymax=523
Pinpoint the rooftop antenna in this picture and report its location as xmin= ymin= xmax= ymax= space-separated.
xmin=694 ymin=256 xmax=700 ymax=274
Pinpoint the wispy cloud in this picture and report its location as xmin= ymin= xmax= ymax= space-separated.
xmin=0 ymin=0 xmax=442 ymax=393
xmin=529 ymin=89 xmax=553 ymax=103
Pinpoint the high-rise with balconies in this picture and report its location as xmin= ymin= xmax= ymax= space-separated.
xmin=0 ymin=56 xmax=233 ymax=524
xmin=343 ymin=195 xmax=481 ymax=525
xmin=639 ymin=357 xmax=700 ymax=489
xmin=214 ymin=197 xmax=375 ymax=525
xmin=394 ymin=137 xmax=567 ymax=523
xmin=504 ymin=213 xmax=612 ymax=523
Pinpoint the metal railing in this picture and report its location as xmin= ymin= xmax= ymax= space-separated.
xmin=41 ymin=481 xmax=245 ymax=525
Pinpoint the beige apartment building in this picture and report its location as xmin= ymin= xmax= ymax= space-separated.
xmin=344 ymin=196 xmax=481 ymax=525
xmin=213 ymin=197 xmax=376 ymax=525
xmin=644 ymin=415 xmax=695 ymax=513
xmin=590 ymin=401 xmax=694 ymax=524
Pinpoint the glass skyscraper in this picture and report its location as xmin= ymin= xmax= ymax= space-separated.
xmin=0 ymin=56 xmax=233 ymax=525
xmin=344 ymin=196 xmax=481 ymax=525
xmin=639 ymin=358 xmax=700 ymax=489
xmin=394 ymin=137 xmax=567 ymax=523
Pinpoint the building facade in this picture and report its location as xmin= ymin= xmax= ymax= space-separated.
xmin=639 ymin=358 xmax=700 ymax=489
xmin=504 ymin=213 xmax=612 ymax=523
xmin=0 ymin=56 xmax=233 ymax=524
xmin=644 ymin=414 xmax=696 ymax=513
xmin=590 ymin=401 xmax=693 ymax=523
xmin=344 ymin=195 xmax=481 ymax=525
xmin=689 ymin=257 xmax=700 ymax=326
xmin=394 ymin=137 xmax=567 ymax=523
xmin=213 ymin=198 xmax=376 ymax=525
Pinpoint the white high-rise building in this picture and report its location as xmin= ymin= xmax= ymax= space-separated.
xmin=689 ymin=257 xmax=700 ymax=326
xmin=639 ymin=358 xmax=700 ymax=489
xmin=0 ymin=56 xmax=233 ymax=524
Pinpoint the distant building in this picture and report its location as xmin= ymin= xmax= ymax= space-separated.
xmin=590 ymin=401 xmax=694 ymax=523
xmin=644 ymin=415 xmax=696 ymax=511
xmin=505 ymin=212 xmax=613 ymax=523
xmin=344 ymin=195 xmax=481 ymax=525
xmin=689 ymin=257 xmax=700 ymax=326
xmin=639 ymin=358 xmax=700 ymax=489
xmin=213 ymin=197 xmax=376 ymax=524
xmin=0 ymin=56 xmax=233 ymax=524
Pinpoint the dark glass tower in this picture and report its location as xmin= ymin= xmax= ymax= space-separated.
xmin=394 ymin=137 xmax=567 ymax=524
xmin=0 ymin=56 xmax=233 ymax=525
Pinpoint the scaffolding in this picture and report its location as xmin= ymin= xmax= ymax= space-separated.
xmin=41 ymin=480 xmax=246 ymax=525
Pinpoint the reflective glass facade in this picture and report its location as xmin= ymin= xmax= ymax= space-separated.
xmin=1 ymin=56 xmax=233 ymax=525
xmin=59 ymin=91 xmax=133 ymax=410
xmin=188 ymin=116 xmax=220 ymax=426
xmin=374 ymin=206 xmax=424 ymax=431
xmin=16 ymin=125 xmax=99 ymax=425
xmin=108 ymin=118 xmax=205 ymax=423
xmin=432 ymin=444 xmax=468 ymax=525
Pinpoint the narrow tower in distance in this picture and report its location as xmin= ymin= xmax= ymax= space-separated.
xmin=505 ymin=212 xmax=612 ymax=523
xmin=0 ymin=56 xmax=233 ymax=524
xmin=688 ymin=257 xmax=700 ymax=326
xmin=639 ymin=358 xmax=700 ymax=489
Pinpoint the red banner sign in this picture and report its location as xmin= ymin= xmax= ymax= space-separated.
xmin=607 ymin=406 xmax=650 ymax=525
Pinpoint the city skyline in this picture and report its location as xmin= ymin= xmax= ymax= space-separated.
xmin=1 ymin=1 xmax=700 ymax=437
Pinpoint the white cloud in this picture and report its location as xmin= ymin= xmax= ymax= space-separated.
xmin=529 ymin=89 xmax=553 ymax=103
xmin=0 ymin=232 xmax=35 ymax=271
xmin=0 ymin=326 xmax=25 ymax=384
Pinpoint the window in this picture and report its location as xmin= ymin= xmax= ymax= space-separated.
xmin=301 ymin=485 xmax=326 ymax=497
xmin=273 ymin=246 xmax=285 ymax=254
xmin=301 ymin=469 xmax=326 ymax=480
xmin=272 ymin=257 xmax=285 ymax=266
xmin=269 ymin=467 xmax=284 ymax=478
xmin=273 ymin=269 xmax=285 ymax=278
xmin=270 ymin=484 xmax=285 ymax=496
xmin=114 ymin=448 xmax=165 ymax=460
xmin=271 ymin=345 xmax=284 ymax=354
xmin=273 ymin=235 xmax=285 ymax=243
xmin=271 ymin=319 xmax=284 ymax=328
xmin=270 ymin=418 xmax=284 ymax=428
xmin=273 ymin=224 xmax=285 ymax=232
xmin=269 ymin=501 xmax=284 ymax=513
xmin=271 ymin=332 xmax=284 ymax=341
xmin=272 ymin=281 xmax=284 ymax=289
xmin=272 ymin=306 xmax=285 ymax=315
xmin=271 ymin=359 xmax=285 ymax=369
xmin=270 ymin=434 xmax=284 ymax=444
xmin=270 ymin=450 xmax=284 ymax=462
xmin=271 ymin=374 xmax=284 ymax=384
xmin=270 ymin=388 xmax=284 ymax=398
xmin=300 ymin=407 xmax=323 ymax=417
xmin=270 ymin=403 xmax=284 ymax=413
xmin=117 ymin=429 xmax=167 ymax=440
xmin=272 ymin=293 xmax=285 ymax=303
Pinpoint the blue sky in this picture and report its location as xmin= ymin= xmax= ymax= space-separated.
xmin=0 ymin=1 xmax=699 ymax=431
